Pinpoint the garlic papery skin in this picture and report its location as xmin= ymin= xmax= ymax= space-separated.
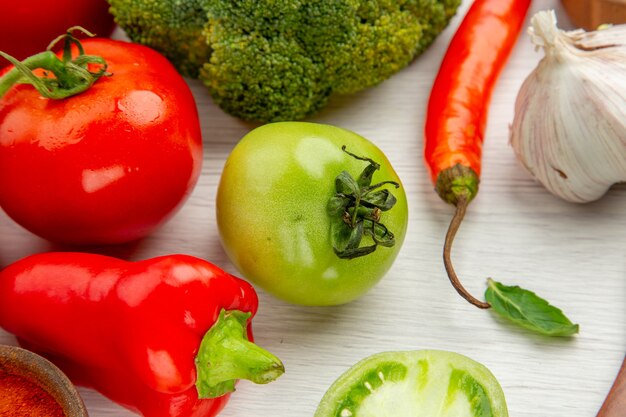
xmin=510 ymin=10 xmax=626 ymax=203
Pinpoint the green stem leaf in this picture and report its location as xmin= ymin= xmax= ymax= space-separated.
xmin=0 ymin=27 xmax=108 ymax=100
xmin=485 ymin=279 xmax=579 ymax=337
xmin=195 ymin=309 xmax=284 ymax=398
xmin=435 ymin=164 xmax=479 ymax=206
xmin=328 ymin=146 xmax=400 ymax=259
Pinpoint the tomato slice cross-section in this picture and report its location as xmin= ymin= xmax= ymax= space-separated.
xmin=314 ymin=350 xmax=508 ymax=417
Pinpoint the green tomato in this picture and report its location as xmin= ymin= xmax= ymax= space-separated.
xmin=314 ymin=350 xmax=509 ymax=417
xmin=216 ymin=122 xmax=408 ymax=306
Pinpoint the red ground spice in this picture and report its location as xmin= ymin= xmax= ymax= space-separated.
xmin=0 ymin=369 xmax=65 ymax=416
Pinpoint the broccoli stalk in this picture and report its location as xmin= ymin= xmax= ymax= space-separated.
xmin=108 ymin=0 xmax=461 ymax=122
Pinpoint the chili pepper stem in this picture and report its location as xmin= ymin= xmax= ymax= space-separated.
xmin=443 ymin=195 xmax=490 ymax=309
xmin=435 ymin=164 xmax=490 ymax=309
xmin=195 ymin=309 xmax=284 ymax=399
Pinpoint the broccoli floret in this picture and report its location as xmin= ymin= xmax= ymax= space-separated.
xmin=203 ymin=29 xmax=331 ymax=123
xmin=108 ymin=0 xmax=460 ymax=122
xmin=108 ymin=0 xmax=210 ymax=77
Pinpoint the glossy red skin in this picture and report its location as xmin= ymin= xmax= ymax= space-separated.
xmin=0 ymin=252 xmax=259 ymax=417
xmin=0 ymin=0 xmax=116 ymax=66
xmin=424 ymin=0 xmax=531 ymax=183
xmin=0 ymin=39 xmax=203 ymax=244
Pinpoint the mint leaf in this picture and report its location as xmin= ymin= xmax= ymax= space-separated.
xmin=485 ymin=279 xmax=579 ymax=337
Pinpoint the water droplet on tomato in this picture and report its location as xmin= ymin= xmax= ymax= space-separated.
xmin=117 ymin=90 xmax=164 ymax=126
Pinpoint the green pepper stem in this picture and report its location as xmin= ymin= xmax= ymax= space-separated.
xmin=195 ymin=309 xmax=284 ymax=399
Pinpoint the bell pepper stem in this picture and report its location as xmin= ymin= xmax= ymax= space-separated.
xmin=195 ymin=309 xmax=284 ymax=399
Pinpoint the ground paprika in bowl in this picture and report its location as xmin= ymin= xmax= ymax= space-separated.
xmin=0 ymin=253 xmax=284 ymax=417
xmin=0 ymin=344 xmax=88 ymax=417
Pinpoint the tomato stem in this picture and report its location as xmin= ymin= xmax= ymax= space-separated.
xmin=0 ymin=51 xmax=56 ymax=97
xmin=0 ymin=27 xmax=108 ymax=100
xmin=328 ymin=146 xmax=400 ymax=259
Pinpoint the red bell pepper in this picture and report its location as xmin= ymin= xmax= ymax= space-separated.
xmin=0 ymin=252 xmax=284 ymax=417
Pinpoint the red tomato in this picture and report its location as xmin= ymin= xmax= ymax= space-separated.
xmin=0 ymin=0 xmax=116 ymax=66
xmin=0 ymin=39 xmax=203 ymax=245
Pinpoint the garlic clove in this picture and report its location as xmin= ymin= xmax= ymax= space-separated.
xmin=510 ymin=10 xmax=626 ymax=203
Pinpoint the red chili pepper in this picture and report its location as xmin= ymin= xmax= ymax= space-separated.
xmin=424 ymin=0 xmax=531 ymax=308
xmin=0 ymin=253 xmax=284 ymax=417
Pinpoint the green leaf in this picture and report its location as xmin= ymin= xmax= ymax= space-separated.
xmin=485 ymin=279 xmax=579 ymax=337
xmin=335 ymin=171 xmax=360 ymax=196
xmin=330 ymin=218 xmax=364 ymax=252
xmin=344 ymin=221 xmax=364 ymax=250
xmin=361 ymin=189 xmax=397 ymax=211
xmin=327 ymin=195 xmax=349 ymax=216
xmin=362 ymin=220 xmax=395 ymax=247
xmin=334 ymin=243 xmax=377 ymax=259
xmin=341 ymin=145 xmax=380 ymax=188
xmin=356 ymin=164 xmax=378 ymax=188
xmin=329 ymin=217 xmax=352 ymax=252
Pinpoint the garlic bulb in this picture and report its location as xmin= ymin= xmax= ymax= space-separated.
xmin=510 ymin=10 xmax=626 ymax=203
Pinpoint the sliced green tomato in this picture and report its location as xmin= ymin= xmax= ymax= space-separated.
xmin=314 ymin=350 xmax=508 ymax=417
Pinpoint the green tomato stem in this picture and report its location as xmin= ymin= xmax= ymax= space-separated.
xmin=329 ymin=146 xmax=400 ymax=259
xmin=195 ymin=309 xmax=284 ymax=399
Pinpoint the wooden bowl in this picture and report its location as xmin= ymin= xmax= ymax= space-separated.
xmin=561 ymin=0 xmax=626 ymax=30
xmin=0 ymin=344 xmax=88 ymax=416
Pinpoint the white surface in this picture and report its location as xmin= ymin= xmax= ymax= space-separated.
xmin=1 ymin=0 xmax=625 ymax=416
